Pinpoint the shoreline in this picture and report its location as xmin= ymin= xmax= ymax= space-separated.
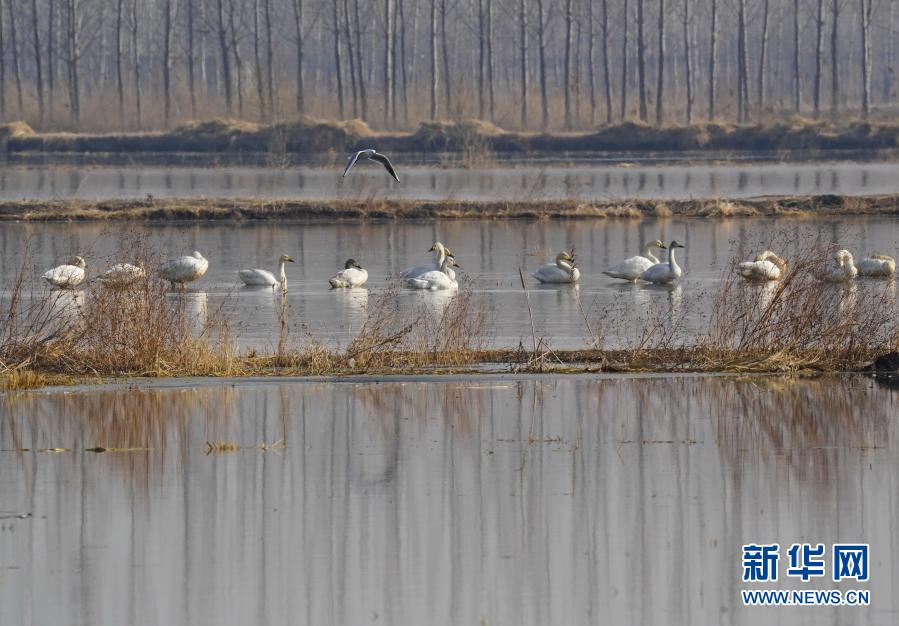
xmin=3 ymin=194 xmax=899 ymax=221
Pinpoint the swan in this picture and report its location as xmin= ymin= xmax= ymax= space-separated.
xmin=98 ymin=263 xmax=145 ymax=286
xmin=736 ymin=250 xmax=787 ymax=281
xmin=857 ymin=253 xmax=896 ymax=278
xmin=602 ymin=240 xmax=667 ymax=281
xmin=329 ymin=258 xmax=368 ymax=288
xmin=159 ymin=251 xmax=209 ymax=287
xmin=43 ymin=256 xmax=86 ymax=289
xmin=819 ymin=249 xmax=857 ymax=282
xmin=639 ymin=241 xmax=685 ymax=284
xmin=404 ymin=255 xmax=459 ymax=290
xmin=532 ymin=251 xmax=580 ymax=284
xmin=401 ymin=242 xmax=454 ymax=279
xmin=239 ymin=254 xmax=295 ymax=288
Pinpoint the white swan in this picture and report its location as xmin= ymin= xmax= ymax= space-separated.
xmin=736 ymin=250 xmax=787 ymax=281
xmin=819 ymin=249 xmax=857 ymax=282
xmin=404 ymin=255 xmax=459 ymax=290
xmin=159 ymin=251 xmax=209 ymax=287
xmin=532 ymin=251 xmax=580 ymax=284
xmin=42 ymin=256 xmax=86 ymax=289
xmin=857 ymin=253 xmax=896 ymax=278
xmin=329 ymin=258 xmax=368 ymax=288
xmin=98 ymin=263 xmax=145 ymax=286
xmin=239 ymin=254 xmax=295 ymax=288
xmin=602 ymin=240 xmax=667 ymax=281
xmin=639 ymin=241 xmax=685 ymax=284
xmin=401 ymin=242 xmax=453 ymax=279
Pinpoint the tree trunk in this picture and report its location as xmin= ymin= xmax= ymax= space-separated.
xmin=131 ymin=0 xmax=143 ymax=125
xmin=477 ymin=0 xmax=485 ymax=119
xmin=186 ymin=0 xmax=197 ymax=117
xmin=66 ymin=0 xmax=80 ymax=124
xmin=621 ymin=0 xmax=629 ymax=120
xmin=343 ymin=0 xmax=358 ymax=116
xmin=813 ymin=0 xmax=824 ymax=118
xmin=430 ymin=0 xmax=439 ymax=118
xmin=682 ymin=0 xmax=693 ymax=123
xmin=518 ymin=0 xmax=527 ymax=127
xmin=116 ymin=0 xmax=126 ymax=126
xmin=564 ymin=0 xmax=573 ymax=129
xmin=216 ymin=0 xmax=232 ymax=115
xmin=384 ymin=0 xmax=395 ymax=125
xmin=254 ymin=0 xmax=266 ymax=119
xmin=737 ymin=0 xmax=748 ymax=122
xmin=601 ymin=0 xmax=612 ymax=123
xmin=636 ymin=0 xmax=647 ymax=120
xmin=793 ymin=0 xmax=801 ymax=112
xmin=0 ymin=1 xmax=5 ymax=117
xmin=860 ymin=0 xmax=873 ymax=117
xmin=587 ymin=0 xmax=596 ymax=125
xmin=757 ymin=0 xmax=769 ymax=113
xmin=830 ymin=0 xmax=839 ymax=115
xmin=264 ymin=0 xmax=274 ymax=119
xmin=292 ymin=0 xmax=304 ymax=114
xmin=227 ymin=0 xmax=245 ymax=116
xmin=440 ymin=0 xmax=452 ymax=115
xmin=353 ymin=0 xmax=367 ymax=119
xmin=332 ymin=0 xmax=345 ymax=119
xmin=399 ymin=0 xmax=409 ymax=124
xmin=8 ymin=0 xmax=24 ymax=116
xmin=30 ymin=0 xmax=45 ymax=124
xmin=486 ymin=0 xmax=495 ymax=121
xmin=47 ymin=0 xmax=56 ymax=120
xmin=536 ymin=0 xmax=548 ymax=128
xmin=655 ymin=0 xmax=665 ymax=125
xmin=163 ymin=0 xmax=176 ymax=127
xmin=708 ymin=0 xmax=717 ymax=119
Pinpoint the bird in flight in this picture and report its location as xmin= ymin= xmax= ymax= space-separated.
xmin=342 ymin=149 xmax=400 ymax=182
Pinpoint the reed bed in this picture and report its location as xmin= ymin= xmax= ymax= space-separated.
xmin=1 ymin=237 xmax=897 ymax=390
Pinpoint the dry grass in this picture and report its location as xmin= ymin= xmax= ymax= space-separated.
xmin=2 ymin=195 xmax=898 ymax=223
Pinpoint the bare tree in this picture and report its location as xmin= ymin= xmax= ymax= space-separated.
xmin=813 ymin=0 xmax=825 ymax=118
xmin=30 ymin=0 xmax=45 ymax=123
xmin=655 ymin=0 xmax=666 ymax=125
xmin=860 ymin=0 xmax=874 ymax=116
xmin=162 ymin=0 xmax=177 ymax=127
xmin=186 ymin=0 xmax=197 ymax=118
xmin=682 ymin=0 xmax=693 ymax=123
xmin=215 ymin=0 xmax=232 ymax=115
xmin=331 ymin=0 xmax=345 ymax=119
xmin=116 ymin=0 xmax=125 ymax=126
xmin=793 ymin=0 xmax=801 ymax=112
xmin=536 ymin=0 xmax=548 ymax=128
xmin=636 ymin=0 xmax=647 ymax=120
xmin=621 ymin=0 xmax=629 ymax=120
xmin=564 ymin=0 xmax=574 ymax=129
xmin=830 ymin=0 xmax=842 ymax=115
xmin=518 ymin=0 xmax=527 ymax=126
xmin=430 ymin=0 xmax=439 ymax=118
xmin=131 ymin=0 xmax=143 ymax=124
xmin=292 ymin=0 xmax=305 ymax=114
xmin=384 ymin=0 xmax=395 ymax=125
xmin=757 ymin=0 xmax=770 ymax=112
xmin=8 ymin=0 xmax=25 ymax=115
xmin=709 ymin=0 xmax=718 ymax=119
xmin=601 ymin=0 xmax=612 ymax=123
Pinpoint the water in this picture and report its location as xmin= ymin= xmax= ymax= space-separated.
xmin=4 ymin=161 xmax=899 ymax=201
xmin=1 ymin=374 xmax=896 ymax=625
xmin=2 ymin=218 xmax=898 ymax=351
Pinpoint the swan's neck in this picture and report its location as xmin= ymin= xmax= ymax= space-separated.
xmin=644 ymin=245 xmax=659 ymax=263
xmin=668 ymin=247 xmax=680 ymax=273
xmin=278 ymin=261 xmax=287 ymax=283
xmin=557 ymin=259 xmax=574 ymax=275
xmin=435 ymin=248 xmax=446 ymax=267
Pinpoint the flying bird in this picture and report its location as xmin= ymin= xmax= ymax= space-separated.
xmin=342 ymin=149 xmax=400 ymax=182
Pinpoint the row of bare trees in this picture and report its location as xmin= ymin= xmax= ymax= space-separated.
xmin=0 ymin=0 xmax=896 ymax=131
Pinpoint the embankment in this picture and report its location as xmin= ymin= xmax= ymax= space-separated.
xmin=5 ymin=116 xmax=899 ymax=158
xmin=2 ymin=194 xmax=897 ymax=221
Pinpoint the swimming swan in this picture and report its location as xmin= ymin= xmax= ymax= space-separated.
xmin=602 ymin=240 xmax=667 ymax=281
xmin=329 ymin=259 xmax=368 ymax=288
xmin=532 ymin=251 xmax=580 ymax=284
xmin=98 ymin=263 xmax=145 ymax=286
xmin=404 ymin=256 xmax=459 ymax=290
xmin=239 ymin=254 xmax=295 ymax=288
xmin=857 ymin=254 xmax=896 ymax=278
xmin=159 ymin=251 xmax=209 ymax=287
xmin=819 ymin=249 xmax=857 ymax=282
xmin=43 ymin=256 xmax=86 ymax=289
xmin=639 ymin=241 xmax=685 ymax=284
xmin=737 ymin=250 xmax=787 ymax=281
xmin=401 ymin=242 xmax=454 ymax=279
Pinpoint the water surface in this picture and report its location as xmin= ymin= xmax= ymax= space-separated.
xmin=4 ymin=161 xmax=899 ymax=201
xmin=2 ymin=218 xmax=898 ymax=350
xmin=0 ymin=375 xmax=896 ymax=625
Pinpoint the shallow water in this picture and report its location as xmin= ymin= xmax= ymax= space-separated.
xmin=4 ymin=161 xmax=899 ymax=201
xmin=0 ymin=375 xmax=896 ymax=625
xmin=2 ymin=218 xmax=898 ymax=351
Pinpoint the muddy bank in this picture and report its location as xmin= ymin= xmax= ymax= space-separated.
xmin=2 ymin=194 xmax=898 ymax=221
xmin=5 ymin=117 xmax=899 ymax=158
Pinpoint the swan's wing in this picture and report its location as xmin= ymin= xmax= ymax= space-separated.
xmin=401 ymin=262 xmax=437 ymax=279
xmin=342 ymin=151 xmax=363 ymax=177
xmin=371 ymin=152 xmax=400 ymax=182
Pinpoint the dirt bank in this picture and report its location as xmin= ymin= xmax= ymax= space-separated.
xmin=5 ymin=117 xmax=899 ymax=158
xmin=1 ymin=194 xmax=897 ymax=221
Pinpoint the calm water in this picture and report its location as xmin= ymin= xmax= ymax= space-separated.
xmin=2 ymin=218 xmax=898 ymax=351
xmin=3 ymin=161 xmax=899 ymax=201
xmin=0 ymin=375 xmax=896 ymax=625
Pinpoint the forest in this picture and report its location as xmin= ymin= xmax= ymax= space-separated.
xmin=0 ymin=0 xmax=896 ymax=132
